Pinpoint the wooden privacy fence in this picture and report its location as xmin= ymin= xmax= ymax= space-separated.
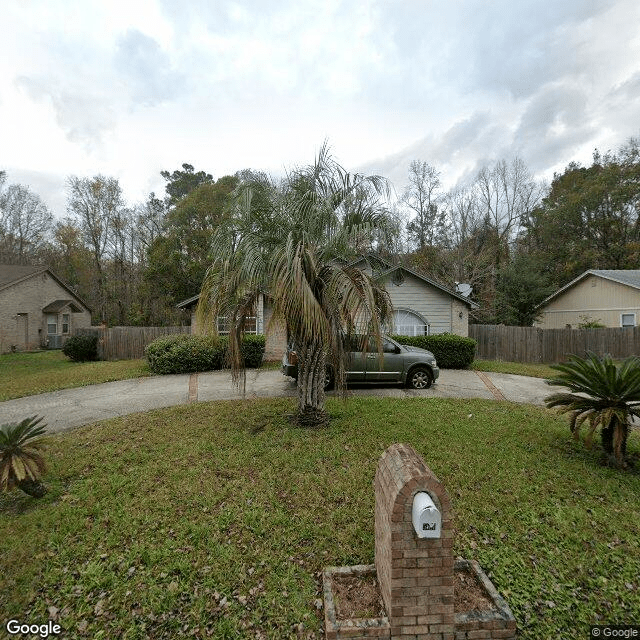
xmin=470 ymin=324 xmax=640 ymax=363
xmin=75 ymin=326 xmax=190 ymax=360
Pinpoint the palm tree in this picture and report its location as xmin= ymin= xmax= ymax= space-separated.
xmin=197 ymin=144 xmax=394 ymax=427
xmin=545 ymin=352 xmax=640 ymax=467
xmin=0 ymin=416 xmax=48 ymax=497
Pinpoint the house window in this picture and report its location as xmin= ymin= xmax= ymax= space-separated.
xmin=621 ymin=313 xmax=636 ymax=328
xmin=216 ymin=316 xmax=257 ymax=334
xmin=393 ymin=309 xmax=429 ymax=336
xmin=62 ymin=314 xmax=70 ymax=334
xmin=46 ymin=314 xmax=58 ymax=335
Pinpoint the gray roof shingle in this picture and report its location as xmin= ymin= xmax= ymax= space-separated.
xmin=0 ymin=264 xmax=46 ymax=288
xmin=590 ymin=270 xmax=640 ymax=289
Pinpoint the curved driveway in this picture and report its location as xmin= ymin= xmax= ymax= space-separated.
xmin=0 ymin=369 xmax=551 ymax=434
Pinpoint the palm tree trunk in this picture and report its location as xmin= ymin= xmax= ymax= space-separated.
xmin=601 ymin=417 xmax=629 ymax=467
xmin=601 ymin=423 xmax=614 ymax=455
xmin=611 ymin=417 xmax=629 ymax=467
xmin=295 ymin=341 xmax=329 ymax=427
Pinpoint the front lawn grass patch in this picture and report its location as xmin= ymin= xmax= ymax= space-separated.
xmin=0 ymin=350 xmax=150 ymax=400
xmin=472 ymin=359 xmax=557 ymax=379
xmin=1 ymin=398 xmax=639 ymax=639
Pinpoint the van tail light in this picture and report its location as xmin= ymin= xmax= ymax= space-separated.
xmin=289 ymin=350 xmax=298 ymax=365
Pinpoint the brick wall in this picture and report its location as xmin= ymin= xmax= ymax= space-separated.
xmin=374 ymin=444 xmax=455 ymax=640
xmin=451 ymin=300 xmax=469 ymax=337
xmin=0 ymin=272 xmax=91 ymax=352
xmin=262 ymin=302 xmax=287 ymax=360
xmin=370 ymin=444 xmax=516 ymax=640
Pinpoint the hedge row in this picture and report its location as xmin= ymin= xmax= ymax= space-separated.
xmin=145 ymin=334 xmax=266 ymax=375
xmin=390 ymin=333 xmax=476 ymax=369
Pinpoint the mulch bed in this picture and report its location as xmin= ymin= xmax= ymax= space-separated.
xmin=331 ymin=567 xmax=497 ymax=620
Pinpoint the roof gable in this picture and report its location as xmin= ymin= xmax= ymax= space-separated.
xmin=538 ymin=269 xmax=640 ymax=308
xmin=0 ymin=264 xmax=47 ymax=289
xmin=0 ymin=264 xmax=92 ymax=312
xmin=42 ymin=299 xmax=84 ymax=313
xmin=177 ymin=256 xmax=478 ymax=309
xmin=379 ymin=265 xmax=478 ymax=309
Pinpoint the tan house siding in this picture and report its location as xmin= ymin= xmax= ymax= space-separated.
xmin=0 ymin=271 xmax=91 ymax=352
xmin=180 ymin=262 xmax=474 ymax=355
xmin=535 ymin=274 xmax=640 ymax=328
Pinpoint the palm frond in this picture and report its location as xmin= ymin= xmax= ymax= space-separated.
xmin=545 ymin=352 xmax=639 ymax=465
xmin=0 ymin=416 xmax=48 ymax=492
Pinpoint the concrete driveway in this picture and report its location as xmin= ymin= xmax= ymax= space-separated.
xmin=0 ymin=369 xmax=551 ymax=434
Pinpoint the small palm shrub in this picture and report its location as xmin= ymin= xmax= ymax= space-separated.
xmin=390 ymin=333 xmax=476 ymax=369
xmin=545 ymin=352 xmax=640 ymax=468
xmin=63 ymin=334 xmax=98 ymax=361
xmin=0 ymin=416 xmax=48 ymax=497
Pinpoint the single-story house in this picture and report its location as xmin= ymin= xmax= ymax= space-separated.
xmin=534 ymin=269 xmax=640 ymax=329
xmin=177 ymin=255 xmax=477 ymax=360
xmin=0 ymin=265 xmax=92 ymax=352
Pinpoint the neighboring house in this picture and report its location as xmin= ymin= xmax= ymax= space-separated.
xmin=177 ymin=255 xmax=477 ymax=360
xmin=0 ymin=265 xmax=92 ymax=353
xmin=534 ymin=270 xmax=640 ymax=329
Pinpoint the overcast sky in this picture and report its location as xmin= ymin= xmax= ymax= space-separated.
xmin=1 ymin=0 xmax=639 ymax=218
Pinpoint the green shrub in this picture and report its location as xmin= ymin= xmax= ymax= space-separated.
xmin=62 ymin=334 xmax=98 ymax=362
xmin=240 ymin=334 xmax=267 ymax=368
xmin=145 ymin=334 xmax=266 ymax=375
xmin=390 ymin=333 xmax=476 ymax=369
xmin=145 ymin=334 xmax=223 ymax=375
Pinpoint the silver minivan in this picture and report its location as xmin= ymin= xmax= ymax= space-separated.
xmin=282 ymin=335 xmax=439 ymax=389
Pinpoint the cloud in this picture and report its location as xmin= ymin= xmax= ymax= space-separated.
xmin=3 ymin=0 xmax=640 ymax=218
xmin=15 ymin=76 xmax=117 ymax=150
xmin=511 ymin=83 xmax=596 ymax=171
xmin=114 ymin=29 xmax=186 ymax=107
xmin=358 ymin=112 xmax=513 ymax=195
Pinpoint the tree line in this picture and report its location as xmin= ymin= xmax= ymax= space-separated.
xmin=1 ymin=136 xmax=639 ymax=327
xmin=396 ymin=137 xmax=640 ymax=325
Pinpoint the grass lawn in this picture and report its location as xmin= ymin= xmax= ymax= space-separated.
xmin=471 ymin=359 xmax=558 ymax=379
xmin=1 ymin=398 xmax=639 ymax=639
xmin=0 ymin=350 xmax=150 ymax=401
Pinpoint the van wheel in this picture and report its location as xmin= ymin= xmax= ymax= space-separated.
xmin=408 ymin=367 xmax=433 ymax=389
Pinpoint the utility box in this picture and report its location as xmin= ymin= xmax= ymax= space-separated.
xmin=411 ymin=491 xmax=441 ymax=538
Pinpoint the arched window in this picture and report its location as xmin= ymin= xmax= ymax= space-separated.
xmin=392 ymin=309 xmax=429 ymax=336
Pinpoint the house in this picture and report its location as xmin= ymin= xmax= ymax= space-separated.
xmin=177 ymin=255 xmax=477 ymax=360
xmin=534 ymin=270 xmax=640 ymax=329
xmin=0 ymin=265 xmax=92 ymax=352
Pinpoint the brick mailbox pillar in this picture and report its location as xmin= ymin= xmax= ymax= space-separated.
xmin=374 ymin=443 xmax=454 ymax=640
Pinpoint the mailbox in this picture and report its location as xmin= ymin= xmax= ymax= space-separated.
xmin=412 ymin=491 xmax=441 ymax=538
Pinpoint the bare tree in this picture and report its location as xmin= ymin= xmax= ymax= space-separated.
xmin=474 ymin=157 xmax=544 ymax=265
xmin=0 ymin=183 xmax=53 ymax=263
xmin=135 ymin=193 xmax=166 ymax=262
xmin=444 ymin=158 xmax=545 ymax=321
xmin=66 ymin=175 xmax=124 ymax=322
xmin=403 ymin=161 xmax=446 ymax=250
xmin=442 ymin=185 xmax=494 ymax=286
